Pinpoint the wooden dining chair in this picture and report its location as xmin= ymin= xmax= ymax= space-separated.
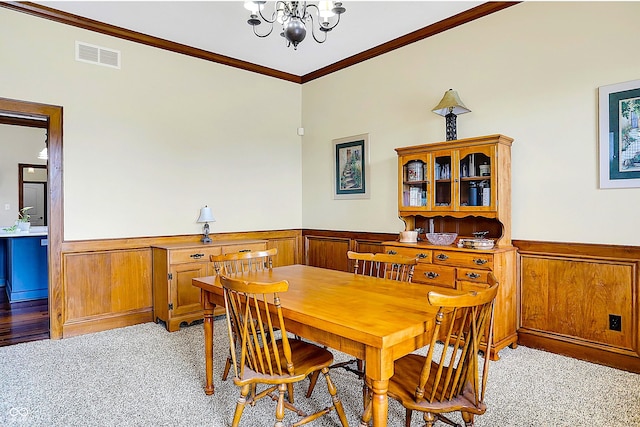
xmin=219 ymin=273 xmax=349 ymax=427
xmin=211 ymin=248 xmax=278 ymax=382
xmin=359 ymin=278 xmax=499 ymax=427
xmin=211 ymin=247 xmax=277 ymax=275
xmin=306 ymin=250 xmax=417 ymax=398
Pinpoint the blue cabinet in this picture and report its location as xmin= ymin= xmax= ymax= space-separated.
xmin=0 ymin=239 xmax=6 ymax=287
xmin=5 ymin=236 xmax=48 ymax=302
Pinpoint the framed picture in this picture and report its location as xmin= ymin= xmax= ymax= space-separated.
xmin=599 ymin=79 xmax=640 ymax=188
xmin=333 ymin=133 xmax=370 ymax=199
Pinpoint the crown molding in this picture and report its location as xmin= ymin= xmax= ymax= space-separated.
xmin=302 ymin=2 xmax=520 ymax=83
xmin=2 ymin=1 xmax=520 ymax=84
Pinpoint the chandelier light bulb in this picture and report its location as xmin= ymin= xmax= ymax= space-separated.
xmin=318 ymin=1 xmax=335 ymax=18
xmin=244 ymin=1 xmax=262 ymax=13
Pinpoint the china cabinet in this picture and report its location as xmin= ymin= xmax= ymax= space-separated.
xmin=397 ymin=134 xmax=512 ymax=245
xmin=386 ymin=134 xmax=517 ymax=359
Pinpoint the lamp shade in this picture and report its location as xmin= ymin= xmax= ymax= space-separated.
xmin=432 ymin=89 xmax=471 ymax=116
xmin=197 ymin=206 xmax=215 ymax=223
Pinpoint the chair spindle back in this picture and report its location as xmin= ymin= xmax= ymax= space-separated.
xmin=417 ymin=280 xmax=498 ymax=407
xmin=348 ymin=250 xmax=417 ymax=282
xmin=219 ymin=274 xmax=292 ymax=380
xmin=212 ymin=248 xmax=277 ymax=275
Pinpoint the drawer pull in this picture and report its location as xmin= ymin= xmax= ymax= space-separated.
xmin=238 ymin=249 xmax=252 ymax=253
xmin=466 ymin=272 xmax=481 ymax=279
xmin=473 ymin=258 xmax=488 ymax=265
xmin=417 ymin=253 xmax=428 ymax=259
xmin=387 ymin=250 xmax=397 ymax=255
xmin=425 ymin=272 xmax=440 ymax=279
xmin=190 ymin=253 xmax=205 ymax=259
xmin=436 ymin=253 xmax=449 ymax=261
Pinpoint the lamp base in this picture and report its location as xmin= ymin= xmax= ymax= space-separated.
xmin=201 ymin=222 xmax=212 ymax=244
xmin=445 ymin=112 xmax=457 ymax=141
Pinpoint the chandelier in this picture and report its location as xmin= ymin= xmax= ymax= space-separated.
xmin=244 ymin=1 xmax=347 ymax=50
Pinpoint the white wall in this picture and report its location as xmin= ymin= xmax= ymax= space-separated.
xmin=3 ymin=3 xmax=640 ymax=247
xmin=1 ymin=8 xmax=303 ymax=240
xmin=301 ymin=2 xmax=640 ymax=246
xmin=0 ymin=124 xmax=47 ymax=227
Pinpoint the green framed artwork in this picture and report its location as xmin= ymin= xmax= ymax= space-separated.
xmin=333 ymin=133 xmax=370 ymax=199
xmin=599 ymin=79 xmax=640 ymax=188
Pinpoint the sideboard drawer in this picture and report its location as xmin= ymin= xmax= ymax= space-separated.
xmin=221 ymin=242 xmax=268 ymax=254
xmin=456 ymin=268 xmax=489 ymax=283
xmin=432 ymin=250 xmax=493 ymax=270
xmin=413 ymin=264 xmax=455 ymax=288
xmin=169 ymin=247 xmax=222 ymax=264
xmin=459 ymin=280 xmax=491 ymax=292
xmin=386 ymin=246 xmax=431 ymax=262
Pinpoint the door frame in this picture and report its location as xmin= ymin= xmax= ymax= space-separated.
xmin=0 ymin=97 xmax=64 ymax=339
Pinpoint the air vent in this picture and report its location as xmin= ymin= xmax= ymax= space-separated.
xmin=75 ymin=41 xmax=121 ymax=69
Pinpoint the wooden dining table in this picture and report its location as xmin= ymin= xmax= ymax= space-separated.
xmin=192 ymin=264 xmax=458 ymax=427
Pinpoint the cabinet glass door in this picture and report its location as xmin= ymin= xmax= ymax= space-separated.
xmin=458 ymin=145 xmax=495 ymax=210
xmin=433 ymin=152 xmax=454 ymax=210
xmin=400 ymin=155 xmax=429 ymax=209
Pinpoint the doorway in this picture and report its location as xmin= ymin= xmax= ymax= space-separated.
xmin=0 ymin=97 xmax=63 ymax=343
xmin=19 ymin=163 xmax=47 ymax=227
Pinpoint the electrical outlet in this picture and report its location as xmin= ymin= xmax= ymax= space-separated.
xmin=609 ymin=314 xmax=622 ymax=331
xmin=4 ymin=203 xmax=9 ymax=211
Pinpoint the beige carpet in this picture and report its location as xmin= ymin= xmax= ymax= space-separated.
xmin=0 ymin=320 xmax=638 ymax=426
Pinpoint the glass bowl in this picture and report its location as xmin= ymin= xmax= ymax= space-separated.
xmin=458 ymin=238 xmax=495 ymax=250
xmin=425 ymin=232 xmax=458 ymax=246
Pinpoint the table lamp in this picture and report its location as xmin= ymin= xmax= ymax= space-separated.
xmin=432 ymin=89 xmax=471 ymax=141
xmin=197 ymin=205 xmax=215 ymax=244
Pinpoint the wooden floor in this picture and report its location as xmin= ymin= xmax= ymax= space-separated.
xmin=0 ymin=288 xmax=49 ymax=346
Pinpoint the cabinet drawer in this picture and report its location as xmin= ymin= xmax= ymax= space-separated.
xmin=170 ymin=247 xmax=222 ymax=264
xmin=221 ymin=242 xmax=267 ymax=254
xmin=456 ymin=268 xmax=489 ymax=283
xmin=413 ymin=264 xmax=455 ymax=288
xmin=458 ymin=280 xmax=491 ymax=292
xmin=385 ymin=246 xmax=431 ymax=262
xmin=432 ymin=250 xmax=493 ymax=270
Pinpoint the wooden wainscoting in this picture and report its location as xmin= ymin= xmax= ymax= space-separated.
xmin=59 ymin=230 xmax=301 ymax=338
xmin=514 ymin=240 xmax=640 ymax=373
xmin=303 ymin=229 xmax=399 ymax=271
xmin=55 ymin=226 xmax=640 ymax=373
xmin=302 ymin=231 xmax=640 ymax=373
xmin=63 ymin=248 xmax=153 ymax=337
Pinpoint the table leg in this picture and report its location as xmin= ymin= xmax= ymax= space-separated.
xmin=371 ymin=379 xmax=389 ymax=427
xmin=203 ymin=294 xmax=215 ymax=395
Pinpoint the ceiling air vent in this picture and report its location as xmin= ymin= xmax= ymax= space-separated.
xmin=75 ymin=41 xmax=121 ymax=69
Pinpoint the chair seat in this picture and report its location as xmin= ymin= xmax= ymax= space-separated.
xmin=388 ymin=353 xmax=487 ymax=415
xmin=234 ymin=339 xmax=335 ymax=386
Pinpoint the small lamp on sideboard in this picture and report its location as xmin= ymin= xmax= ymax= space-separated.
xmin=197 ymin=205 xmax=215 ymax=244
xmin=432 ymin=89 xmax=471 ymax=141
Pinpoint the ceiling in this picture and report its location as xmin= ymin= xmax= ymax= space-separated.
xmin=33 ymin=1 xmax=487 ymax=77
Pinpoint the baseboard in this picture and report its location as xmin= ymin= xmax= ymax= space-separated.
xmin=518 ymin=329 xmax=640 ymax=374
xmin=62 ymin=308 xmax=153 ymax=339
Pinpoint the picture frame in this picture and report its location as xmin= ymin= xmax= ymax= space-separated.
xmin=333 ymin=133 xmax=370 ymax=199
xmin=598 ymin=79 xmax=640 ymax=188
